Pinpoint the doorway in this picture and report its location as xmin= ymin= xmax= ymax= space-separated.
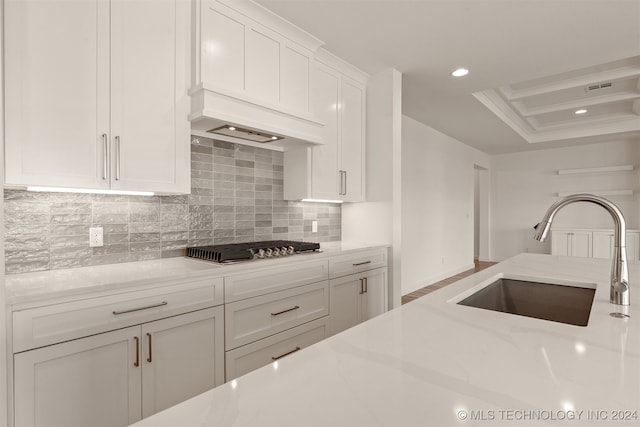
xmin=474 ymin=165 xmax=489 ymax=262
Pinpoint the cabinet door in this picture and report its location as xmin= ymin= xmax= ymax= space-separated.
xmin=626 ymin=232 xmax=640 ymax=262
xmin=309 ymin=62 xmax=341 ymax=200
xmin=140 ymin=307 xmax=224 ymax=418
xmin=570 ymin=231 xmax=592 ymax=257
xmin=110 ymin=0 xmax=189 ymax=194
xmin=14 ymin=326 xmax=141 ymax=427
xmin=329 ymin=274 xmax=363 ymax=336
xmin=593 ymin=231 xmax=615 ymax=259
xmin=362 ymin=268 xmax=388 ymax=321
xmin=593 ymin=231 xmax=639 ymax=261
xmin=4 ymin=0 xmax=110 ymax=189
xmin=340 ymin=78 xmax=366 ymax=202
xmin=550 ymin=231 xmax=572 ymax=256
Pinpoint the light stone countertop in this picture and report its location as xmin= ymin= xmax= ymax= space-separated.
xmin=4 ymin=241 xmax=388 ymax=307
xmin=130 ymin=253 xmax=640 ymax=427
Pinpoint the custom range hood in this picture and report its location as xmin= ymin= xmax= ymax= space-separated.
xmin=189 ymin=0 xmax=328 ymax=148
xmin=189 ymin=82 xmax=325 ymax=148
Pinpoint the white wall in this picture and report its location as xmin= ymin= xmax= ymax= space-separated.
xmin=401 ymin=116 xmax=490 ymax=295
xmin=342 ymin=68 xmax=403 ymax=308
xmin=490 ymin=140 xmax=640 ymax=261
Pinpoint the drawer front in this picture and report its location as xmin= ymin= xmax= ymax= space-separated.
xmin=224 ymin=259 xmax=328 ymax=302
xmin=225 ymin=281 xmax=329 ymax=350
xmin=329 ymin=249 xmax=387 ymax=279
xmin=225 ymin=317 xmax=327 ymax=380
xmin=13 ymin=278 xmax=224 ymax=353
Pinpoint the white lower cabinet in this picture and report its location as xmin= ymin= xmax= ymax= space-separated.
xmin=551 ymin=228 xmax=640 ymax=261
xmin=550 ymin=230 xmax=592 ymax=257
xmin=223 ymin=264 xmax=330 ymax=381
xmin=13 ymin=307 xmax=224 ymax=427
xmin=592 ymin=231 xmax=639 ymax=261
xmin=225 ymin=317 xmax=328 ymax=380
xmin=10 ymin=248 xmax=390 ymax=425
xmin=14 ymin=326 xmax=141 ymax=427
xmin=140 ymin=308 xmax=224 ymax=418
xmin=329 ymin=267 xmax=388 ymax=336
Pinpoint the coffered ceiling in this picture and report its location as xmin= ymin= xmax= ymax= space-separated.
xmin=255 ymin=0 xmax=640 ymax=154
xmin=473 ymin=56 xmax=640 ymax=145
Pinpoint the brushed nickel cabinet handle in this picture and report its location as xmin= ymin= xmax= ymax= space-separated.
xmin=115 ymin=135 xmax=121 ymax=180
xmin=271 ymin=346 xmax=301 ymax=360
xmin=102 ymin=133 xmax=108 ymax=180
xmin=352 ymin=261 xmax=372 ymax=266
xmin=134 ymin=336 xmax=140 ymax=367
xmin=146 ymin=333 xmax=152 ymax=363
xmin=359 ymin=278 xmax=364 ymax=294
xmin=112 ymin=301 xmax=168 ymax=315
xmin=364 ymin=277 xmax=368 ymax=293
xmin=271 ymin=305 xmax=300 ymax=316
xmin=343 ymin=170 xmax=347 ymax=195
xmin=338 ymin=170 xmax=343 ymax=195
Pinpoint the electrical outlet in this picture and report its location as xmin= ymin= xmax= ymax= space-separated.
xmin=312 ymin=220 xmax=318 ymax=233
xmin=89 ymin=227 xmax=104 ymax=247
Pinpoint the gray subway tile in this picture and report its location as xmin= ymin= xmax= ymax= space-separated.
xmin=130 ymin=232 xmax=161 ymax=242
xmin=4 ymin=137 xmax=340 ymax=274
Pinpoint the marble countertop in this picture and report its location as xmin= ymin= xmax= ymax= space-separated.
xmin=4 ymin=241 xmax=388 ymax=307
xmin=130 ymin=253 xmax=640 ymax=427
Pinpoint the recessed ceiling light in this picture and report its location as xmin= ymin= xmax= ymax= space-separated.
xmin=271 ymin=136 xmax=278 ymax=140
xmin=451 ymin=68 xmax=469 ymax=77
xmin=575 ymin=109 xmax=588 ymax=115
xmin=228 ymin=126 xmax=236 ymax=131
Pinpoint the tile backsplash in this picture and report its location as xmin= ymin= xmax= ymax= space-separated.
xmin=4 ymin=137 xmax=341 ymax=274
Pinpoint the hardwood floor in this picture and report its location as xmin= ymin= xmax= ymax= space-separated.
xmin=401 ymin=260 xmax=497 ymax=305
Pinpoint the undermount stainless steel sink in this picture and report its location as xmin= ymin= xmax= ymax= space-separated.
xmin=457 ymin=277 xmax=596 ymax=326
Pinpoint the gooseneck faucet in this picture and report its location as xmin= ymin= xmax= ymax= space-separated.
xmin=533 ymin=194 xmax=630 ymax=306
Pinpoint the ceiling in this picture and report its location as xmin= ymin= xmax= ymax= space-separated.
xmin=254 ymin=0 xmax=640 ymax=154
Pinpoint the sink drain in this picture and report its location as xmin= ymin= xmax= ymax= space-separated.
xmin=609 ymin=312 xmax=630 ymax=319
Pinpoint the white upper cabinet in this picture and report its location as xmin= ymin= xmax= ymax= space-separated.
xmin=309 ymin=62 xmax=341 ymax=200
xmin=283 ymin=52 xmax=368 ymax=202
xmin=110 ymin=0 xmax=190 ymax=193
xmin=4 ymin=0 xmax=110 ymax=190
xmin=339 ymin=76 xmax=366 ymax=201
xmin=4 ymin=0 xmax=190 ymax=194
xmin=190 ymin=0 xmax=324 ymax=144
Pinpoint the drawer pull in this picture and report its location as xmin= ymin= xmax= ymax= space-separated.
xmin=271 ymin=305 xmax=300 ymax=316
xmin=112 ymin=301 xmax=168 ymax=315
xmin=146 ymin=333 xmax=153 ymax=363
xmin=134 ymin=336 xmax=140 ymax=367
xmin=271 ymin=346 xmax=301 ymax=360
xmin=352 ymin=261 xmax=372 ymax=266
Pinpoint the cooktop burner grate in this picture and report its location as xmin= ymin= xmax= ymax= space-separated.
xmin=186 ymin=240 xmax=320 ymax=263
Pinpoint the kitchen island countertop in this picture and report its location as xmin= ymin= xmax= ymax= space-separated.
xmin=130 ymin=253 xmax=640 ymax=426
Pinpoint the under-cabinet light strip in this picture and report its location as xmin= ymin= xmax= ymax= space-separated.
xmin=27 ymin=186 xmax=155 ymax=196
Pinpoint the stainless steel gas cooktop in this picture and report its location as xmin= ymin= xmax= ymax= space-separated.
xmin=185 ymin=240 xmax=321 ymax=263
